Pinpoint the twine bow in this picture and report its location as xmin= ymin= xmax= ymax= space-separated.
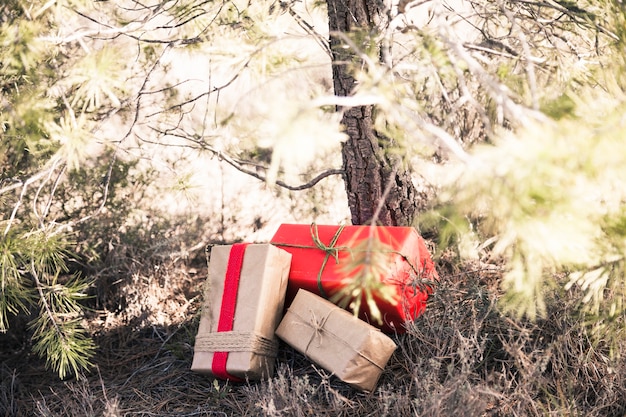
xmin=273 ymin=223 xmax=348 ymax=297
xmin=273 ymin=223 xmax=433 ymax=299
xmin=291 ymin=307 xmax=341 ymax=357
xmin=287 ymin=303 xmax=385 ymax=372
xmin=310 ymin=223 xmax=345 ymax=297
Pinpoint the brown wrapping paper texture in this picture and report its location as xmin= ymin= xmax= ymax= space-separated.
xmin=275 ymin=289 xmax=397 ymax=392
xmin=191 ymin=244 xmax=291 ymax=380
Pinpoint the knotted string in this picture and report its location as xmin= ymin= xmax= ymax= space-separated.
xmin=309 ymin=223 xmax=342 ymax=263
xmin=273 ymin=223 xmax=432 ymax=298
xmin=311 ymin=223 xmax=344 ymax=297
xmin=272 ymin=223 xmax=348 ymax=297
xmin=301 ymin=308 xmax=335 ymax=355
xmin=287 ymin=305 xmax=385 ymax=371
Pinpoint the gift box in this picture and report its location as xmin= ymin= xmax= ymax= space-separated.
xmin=191 ymin=243 xmax=291 ymax=381
xmin=271 ymin=224 xmax=438 ymax=333
xmin=276 ymin=289 xmax=397 ymax=392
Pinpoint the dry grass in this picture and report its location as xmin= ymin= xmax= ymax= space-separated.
xmin=0 ymin=157 xmax=624 ymax=416
xmin=3 ymin=1 xmax=624 ymax=414
xmin=2 ymin=231 xmax=626 ymax=417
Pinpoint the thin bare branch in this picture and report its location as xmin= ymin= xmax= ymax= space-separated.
xmin=285 ymin=3 xmax=332 ymax=57
xmin=145 ymin=130 xmax=344 ymax=191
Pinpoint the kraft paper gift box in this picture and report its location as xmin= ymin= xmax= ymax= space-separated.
xmin=276 ymin=289 xmax=397 ymax=392
xmin=191 ymin=243 xmax=291 ymax=381
xmin=271 ymin=224 xmax=438 ymax=333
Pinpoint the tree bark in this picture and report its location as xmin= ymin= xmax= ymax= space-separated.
xmin=327 ymin=0 xmax=420 ymax=227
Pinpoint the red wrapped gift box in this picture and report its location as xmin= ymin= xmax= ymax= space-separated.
xmin=271 ymin=224 xmax=438 ymax=333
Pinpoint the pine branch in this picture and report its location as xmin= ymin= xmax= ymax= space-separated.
xmin=30 ymin=259 xmax=66 ymax=349
xmin=512 ymin=0 xmax=619 ymax=41
xmin=144 ymin=130 xmax=345 ymax=191
xmin=211 ymin=149 xmax=344 ymax=191
xmin=283 ymin=2 xmax=332 ymax=57
xmin=29 ymin=260 xmax=95 ymax=379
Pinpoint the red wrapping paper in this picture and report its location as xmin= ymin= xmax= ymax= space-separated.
xmin=271 ymin=224 xmax=438 ymax=333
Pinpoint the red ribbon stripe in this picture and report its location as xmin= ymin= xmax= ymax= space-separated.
xmin=211 ymin=243 xmax=249 ymax=381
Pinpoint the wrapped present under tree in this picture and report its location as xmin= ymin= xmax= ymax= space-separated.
xmin=191 ymin=243 xmax=291 ymax=381
xmin=276 ymin=289 xmax=397 ymax=392
xmin=271 ymin=224 xmax=438 ymax=333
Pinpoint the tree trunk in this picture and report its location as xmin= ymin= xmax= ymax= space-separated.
xmin=326 ymin=0 xmax=420 ymax=227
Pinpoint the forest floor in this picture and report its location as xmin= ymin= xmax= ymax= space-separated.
xmin=3 ymin=242 xmax=626 ymax=416
xmin=0 ymin=244 xmax=488 ymax=417
xmin=1 ymin=161 xmax=626 ymax=417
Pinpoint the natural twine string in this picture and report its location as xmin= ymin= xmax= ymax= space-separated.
xmin=272 ymin=223 xmax=426 ymax=298
xmin=288 ymin=307 xmax=384 ymax=371
xmin=272 ymin=223 xmax=348 ymax=297
xmin=195 ymin=331 xmax=278 ymax=357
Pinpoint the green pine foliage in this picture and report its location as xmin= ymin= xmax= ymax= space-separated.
xmin=433 ymin=100 xmax=626 ymax=318
xmin=0 ymin=226 xmax=95 ymax=378
xmin=418 ymin=2 xmax=626 ymax=336
xmin=3 ymin=0 xmax=626 ymax=380
xmin=0 ymin=0 xmax=121 ymax=379
xmin=331 ymin=234 xmax=399 ymax=324
xmin=29 ymin=271 xmax=95 ymax=381
xmin=0 ymin=233 xmax=33 ymax=332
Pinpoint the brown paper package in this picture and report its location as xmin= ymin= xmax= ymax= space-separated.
xmin=275 ymin=289 xmax=397 ymax=392
xmin=191 ymin=244 xmax=291 ymax=380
